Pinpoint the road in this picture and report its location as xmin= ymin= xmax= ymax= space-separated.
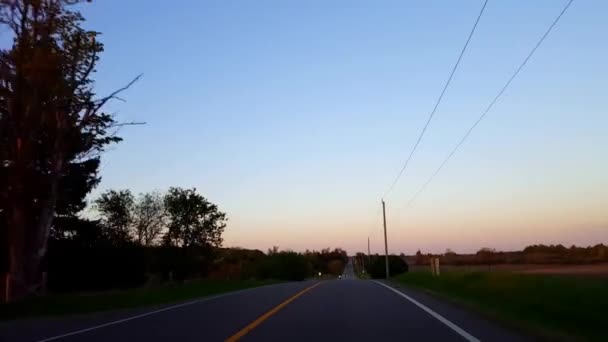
xmin=0 ymin=265 xmax=527 ymax=341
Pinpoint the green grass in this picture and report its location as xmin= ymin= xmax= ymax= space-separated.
xmin=356 ymin=271 xmax=370 ymax=279
xmin=0 ymin=279 xmax=279 ymax=321
xmin=394 ymin=271 xmax=608 ymax=341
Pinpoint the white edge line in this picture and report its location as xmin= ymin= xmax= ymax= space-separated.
xmin=35 ymin=283 xmax=279 ymax=342
xmin=372 ymin=280 xmax=481 ymax=342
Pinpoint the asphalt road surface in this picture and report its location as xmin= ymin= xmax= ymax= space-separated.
xmin=0 ymin=269 xmax=528 ymax=341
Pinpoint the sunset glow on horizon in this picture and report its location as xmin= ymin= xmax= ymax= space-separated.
xmin=84 ymin=0 xmax=607 ymax=255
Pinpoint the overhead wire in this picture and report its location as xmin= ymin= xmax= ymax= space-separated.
xmin=382 ymin=0 xmax=489 ymax=199
xmin=403 ymin=0 xmax=575 ymax=209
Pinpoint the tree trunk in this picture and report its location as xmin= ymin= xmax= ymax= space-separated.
xmin=34 ymin=167 xmax=61 ymax=266
xmin=6 ymin=133 xmax=64 ymax=301
xmin=27 ymin=141 xmax=65 ymax=294
xmin=8 ymin=201 xmax=27 ymax=301
xmin=7 ymin=134 xmax=28 ymax=301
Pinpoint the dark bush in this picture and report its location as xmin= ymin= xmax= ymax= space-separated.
xmin=327 ymin=259 xmax=344 ymax=275
xmin=47 ymin=242 xmax=146 ymax=292
xmin=149 ymin=246 xmax=215 ymax=281
xmin=367 ymin=255 xmax=409 ymax=279
xmin=46 ymin=243 xmax=222 ymax=292
xmin=255 ymin=252 xmax=311 ymax=281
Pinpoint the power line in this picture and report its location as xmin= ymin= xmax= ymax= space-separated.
xmin=383 ymin=0 xmax=489 ymax=199
xmin=403 ymin=0 xmax=575 ymax=209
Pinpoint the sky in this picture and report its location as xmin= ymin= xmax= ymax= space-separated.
xmin=79 ymin=0 xmax=607 ymax=254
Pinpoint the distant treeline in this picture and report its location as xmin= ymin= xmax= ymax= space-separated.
xmin=211 ymin=247 xmax=349 ymax=282
xmin=2 ymin=186 xmax=349 ymax=295
xmin=350 ymin=253 xmax=409 ymax=279
xmin=411 ymin=244 xmax=608 ymax=266
xmin=46 ymin=242 xmax=348 ymax=293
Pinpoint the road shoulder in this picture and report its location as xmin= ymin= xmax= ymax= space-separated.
xmin=373 ymin=280 xmax=531 ymax=342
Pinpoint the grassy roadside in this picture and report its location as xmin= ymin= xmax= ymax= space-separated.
xmin=356 ymin=271 xmax=370 ymax=279
xmin=0 ymin=279 xmax=279 ymax=321
xmin=394 ymin=271 xmax=608 ymax=341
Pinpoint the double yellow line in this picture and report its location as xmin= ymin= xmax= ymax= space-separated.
xmin=225 ymin=282 xmax=323 ymax=342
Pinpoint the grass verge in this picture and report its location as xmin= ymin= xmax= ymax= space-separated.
xmin=356 ymin=271 xmax=370 ymax=279
xmin=0 ymin=279 xmax=279 ymax=321
xmin=394 ymin=271 xmax=608 ymax=341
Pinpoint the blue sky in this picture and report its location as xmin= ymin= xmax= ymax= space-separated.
xmin=81 ymin=0 xmax=607 ymax=254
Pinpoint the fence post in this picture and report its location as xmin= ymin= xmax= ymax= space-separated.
xmin=434 ymin=258 xmax=440 ymax=276
xmin=41 ymin=272 xmax=47 ymax=294
xmin=4 ymin=273 xmax=10 ymax=303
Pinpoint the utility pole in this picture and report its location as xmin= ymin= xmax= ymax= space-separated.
xmin=365 ymin=236 xmax=370 ymax=274
xmin=382 ymin=199 xmax=390 ymax=278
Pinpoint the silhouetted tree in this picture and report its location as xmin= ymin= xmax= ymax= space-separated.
xmin=327 ymin=259 xmax=344 ymax=276
xmin=367 ymin=255 xmax=408 ymax=279
xmin=50 ymin=216 xmax=107 ymax=248
xmin=50 ymin=157 xmax=104 ymax=244
xmin=476 ymin=247 xmax=497 ymax=270
xmin=133 ymin=191 xmax=166 ymax=246
xmin=256 ymin=251 xmax=310 ymax=281
xmin=163 ymin=187 xmax=226 ymax=248
xmin=415 ymin=250 xmax=424 ymax=265
xmin=0 ymin=0 xmax=140 ymax=300
xmin=94 ymin=190 xmax=134 ymax=245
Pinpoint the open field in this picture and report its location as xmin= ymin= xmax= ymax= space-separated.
xmin=395 ymin=270 xmax=608 ymax=341
xmin=409 ymin=263 xmax=608 ymax=276
xmin=0 ymin=279 xmax=278 ymax=321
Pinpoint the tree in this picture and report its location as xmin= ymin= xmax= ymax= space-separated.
xmin=163 ymin=187 xmax=226 ymax=248
xmin=0 ymin=0 xmax=140 ymax=300
xmin=476 ymin=247 xmax=497 ymax=270
xmin=367 ymin=255 xmax=409 ymax=279
xmin=94 ymin=190 xmax=134 ymax=245
xmin=327 ymin=259 xmax=344 ymax=276
xmin=93 ymin=190 xmax=166 ymax=246
xmin=49 ymin=157 xmax=107 ymax=248
xmin=415 ymin=250 xmax=424 ymax=265
xmin=50 ymin=216 xmax=107 ymax=248
xmin=132 ymin=191 xmax=166 ymax=246
xmin=256 ymin=251 xmax=310 ymax=281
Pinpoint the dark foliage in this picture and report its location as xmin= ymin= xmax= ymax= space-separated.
xmin=255 ymin=252 xmax=311 ymax=281
xmin=163 ymin=187 xmax=226 ymax=248
xmin=418 ymin=244 xmax=608 ymax=266
xmin=303 ymin=248 xmax=348 ymax=275
xmin=367 ymin=255 xmax=409 ymax=279
xmin=0 ymin=0 xmax=139 ymax=300
xmin=45 ymin=232 xmax=216 ymax=292
xmin=47 ymin=242 xmax=146 ymax=293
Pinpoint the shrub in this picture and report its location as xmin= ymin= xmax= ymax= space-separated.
xmin=47 ymin=242 xmax=147 ymax=292
xmin=327 ymin=259 xmax=344 ymax=275
xmin=367 ymin=255 xmax=409 ymax=279
xmin=255 ymin=252 xmax=311 ymax=281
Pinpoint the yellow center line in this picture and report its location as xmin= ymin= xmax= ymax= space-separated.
xmin=225 ymin=282 xmax=323 ymax=342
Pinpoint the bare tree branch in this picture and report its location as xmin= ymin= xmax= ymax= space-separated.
xmin=94 ymin=74 xmax=141 ymax=109
xmin=107 ymin=121 xmax=145 ymax=128
xmin=79 ymin=74 xmax=142 ymax=128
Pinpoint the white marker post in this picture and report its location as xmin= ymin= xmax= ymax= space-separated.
xmin=4 ymin=273 xmax=9 ymax=302
xmin=430 ymin=257 xmax=440 ymax=276
xmin=434 ymin=257 xmax=440 ymax=276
